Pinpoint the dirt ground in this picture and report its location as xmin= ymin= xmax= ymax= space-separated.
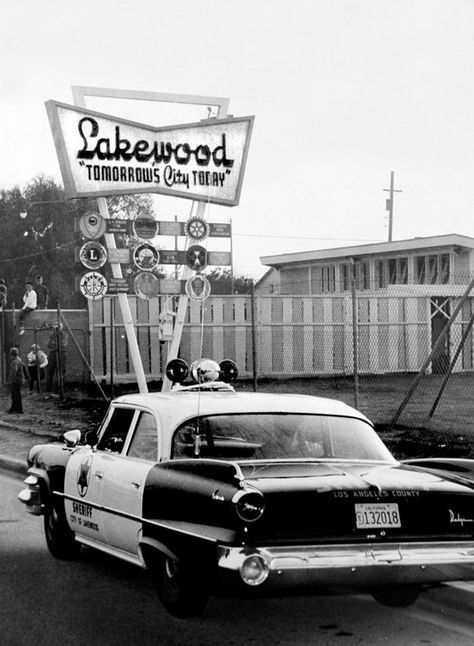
xmin=0 ymin=387 xmax=107 ymax=434
xmin=2 ymin=371 xmax=474 ymax=462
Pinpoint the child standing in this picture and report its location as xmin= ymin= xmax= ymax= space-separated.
xmin=27 ymin=344 xmax=48 ymax=393
xmin=7 ymin=347 xmax=27 ymax=414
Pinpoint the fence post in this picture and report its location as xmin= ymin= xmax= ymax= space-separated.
xmin=351 ymin=260 xmax=359 ymax=409
xmin=56 ymin=305 xmax=65 ymax=399
xmin=110 ymin=297 xmax=114 ymax=399
xmin=250 ymin=284 xmax=258 ymax=392
xmin=0 ymin=309 xmax=4 ymax=385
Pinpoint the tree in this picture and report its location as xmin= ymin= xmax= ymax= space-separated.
xmin=0 ymin=176 xmax=156 ymax=308
xmin=204 ymin=268 xmax=254 ymax=294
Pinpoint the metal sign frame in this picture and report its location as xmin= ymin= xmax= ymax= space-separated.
xmin=71 ymin=86 xmax=231 ymax=393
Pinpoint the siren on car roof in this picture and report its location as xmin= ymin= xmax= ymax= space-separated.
xmin=165 ymin=358 xmax=239 ymax=388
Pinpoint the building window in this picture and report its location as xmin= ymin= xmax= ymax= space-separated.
xmin=385 ymin=257 xmax=408 ymax=285
xmin=310 ymin=266 xmax=322 ymax=294
xmin=321 ymin=265 xmax=336 ymax=293
xmin=415 ymin=256 xmax=425 ymax=284
xmin=388 ymin=259 xmax=397 ymax=284
xmin=399 ymin=257 xmax=408 ymax=284
xmin=340 ymin=263 xmax=351 ymax=291
xmin=375 ymin=260 xmax=386 ymax=288
xmin=440 ymin=254 xmax=450 ymax=284
xmin=428 ymin=255 xmax=438 ymax=284
xmin=415 ymin=253 xmax=450 ymax=285
xmin=356 ymin=262 xmax=370 ymax=290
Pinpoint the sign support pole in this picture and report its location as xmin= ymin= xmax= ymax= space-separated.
xmin=161 ymin=200 xmax=206 ymax=392
xmin=73 ymin=93 xmax=148 ymax=393
xmin=96 ymin=200 xmax=149 ymax=393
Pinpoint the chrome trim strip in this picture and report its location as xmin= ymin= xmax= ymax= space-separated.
xmin=55 ymin=490 xmax=220 ymax=542
xmin=75 ymin=535 xmax=144 ymax=567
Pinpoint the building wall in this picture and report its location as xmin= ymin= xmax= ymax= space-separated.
xmin=273 ymin=246 xmax=474 ymax=295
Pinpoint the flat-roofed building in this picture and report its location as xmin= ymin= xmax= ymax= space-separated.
xmin=260 ymin=234 xmax=474 ymax=295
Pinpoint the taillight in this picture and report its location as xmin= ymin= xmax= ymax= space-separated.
xmin=232 ymin=490 xmax=265 ymax=522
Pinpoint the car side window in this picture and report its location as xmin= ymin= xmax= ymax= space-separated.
xmin=97 ymin=407 xmax=136 ymax=454
xmin=127 ymin=412 xmax=158 ymax=461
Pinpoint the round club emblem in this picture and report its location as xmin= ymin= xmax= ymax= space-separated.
xmin=185 ymin=245 xmax=208 ymax=271
xmin=185 ymin=274 xmax=211 ymax=301
xmin=133 ymin=215 xmax=159 ymax=240
xmin=133 ymin=243 xmax=160 ymax=271
xmin=184 ymin=215 xmax=210 ymax=242
xmin=79 ymin=271 xmax=108 ymax=300
xmin=79 ymin=241 xmax=107 ymax=270
xmin=79 ymin=212 xmax=106 ymax=240
xmin=134 ymin=272 xmax=160 ymax=300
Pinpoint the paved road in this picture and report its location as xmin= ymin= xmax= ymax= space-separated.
xmin=3 ymin=471 xmax=474 ymax=645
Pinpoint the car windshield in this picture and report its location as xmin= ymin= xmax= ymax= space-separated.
xmin=171 ymin=413 xmax=395 ymax=462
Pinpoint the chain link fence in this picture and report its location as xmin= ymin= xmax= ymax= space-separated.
xmin=1 ymin=308 xmax=91 ymax=396
xmin=5 ymin=274 xmax=466 ymax=437
xmin=252 ymin=275 xmax=474 ymax=435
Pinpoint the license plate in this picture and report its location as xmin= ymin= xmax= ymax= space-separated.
xmin=355 ymin=503 xmax=401 ymax=529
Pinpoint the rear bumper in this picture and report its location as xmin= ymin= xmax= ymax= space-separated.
xmin=217 ymin=541 xmax=474 ymax=589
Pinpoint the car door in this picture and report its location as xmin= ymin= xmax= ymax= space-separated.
xmin=63 ymin=447 xmax=107 ymax=544
xmin=100 ymin=410 xmax=159 ymax=557
xmin=64 ymin=405 xmax=136 ymax=546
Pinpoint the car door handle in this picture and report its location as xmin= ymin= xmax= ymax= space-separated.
xmin=131 ymin=480 xmax=142 ymax=489
xmin=94 ymin=471 xmax=104 ymax=480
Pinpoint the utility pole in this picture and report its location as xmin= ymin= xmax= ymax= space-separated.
xmin=383 ymin=171 xmax=402 ymax=242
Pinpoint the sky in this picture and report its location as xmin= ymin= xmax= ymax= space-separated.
xmin=2 ymin=0 xmax=474 ymax=279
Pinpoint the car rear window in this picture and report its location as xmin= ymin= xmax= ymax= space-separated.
xmin=171 ymin=413 xmax=394 ymax=462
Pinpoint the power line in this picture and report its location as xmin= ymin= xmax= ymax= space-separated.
xmin=233 ymin=233 xmax=379 ymax=242
xmin=0 ymin=240 xmax=74 ymax=264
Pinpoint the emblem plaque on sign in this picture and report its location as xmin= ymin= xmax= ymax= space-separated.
xmin=79 ymin=271 xmax=108 ymax=300
xmin=133 ymin=216 xmax=159 ymax=240
xmin=185 ymin=274 xmax=211 ymax=301
xmin=185 ymin=245 xmax=208 ymax=270
xmin=184 ymin=216 xmax=210 ymax=242
xmin=134 ymin=272 xmax=160 ymax=300
xmin=79 ymin=212 xmax=106 ymax=239
xmin=79 ymin=241 xmax=107 ymax=270
xmin=133 ymin=244 xmax=160 ymax=271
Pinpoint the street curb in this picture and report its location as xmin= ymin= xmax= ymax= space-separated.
xmin=0 ymin=420 xmax=60 ymax=438
xmin=0 ymin=454 xmax=26 ymax=476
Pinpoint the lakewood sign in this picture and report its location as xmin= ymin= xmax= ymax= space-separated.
xmin=46 ymin=101 xmax=254 ymax=206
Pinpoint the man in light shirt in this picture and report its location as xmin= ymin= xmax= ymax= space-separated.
xmin=18 ymin=281 xmax=37 ymax=335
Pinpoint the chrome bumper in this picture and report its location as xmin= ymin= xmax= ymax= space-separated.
xmin=217 ymin=541 xmax=474 ymax=589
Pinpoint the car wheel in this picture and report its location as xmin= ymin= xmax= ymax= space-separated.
xmin=147 ymin=551 xmax=210 ymax=618
xmin=371 ymin=585 xmax=421 ymax=607
xmin=44 ymin=499 xmax=80 ymax=559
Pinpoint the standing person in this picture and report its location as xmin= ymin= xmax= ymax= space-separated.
xmin=7 ymin=347 xmax=27 ymax=414
xmin=46 ymin=323 xmax=68 ymax=392
xmin=18 ymin=281 xmax=37 ymax=335
xmin=27 ymin=343 xmax=48 ymax=394
xmin=34 ymin=275 xmax=49 ymax=309
xmin=0 ymin=278 xmax=7 ymax=309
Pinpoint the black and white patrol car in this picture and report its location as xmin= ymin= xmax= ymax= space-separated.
xmin=19 ymin=359 xmax=474 ymax=618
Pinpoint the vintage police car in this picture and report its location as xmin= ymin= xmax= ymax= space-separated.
xmin=18 ymin=359 xmax=474 ymax=618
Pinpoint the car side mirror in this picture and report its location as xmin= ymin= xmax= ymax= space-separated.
xmin=63 ymin=429 xmax=82 ymax=448
xmin=85 ymin=430 xmax=99 ymax=448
